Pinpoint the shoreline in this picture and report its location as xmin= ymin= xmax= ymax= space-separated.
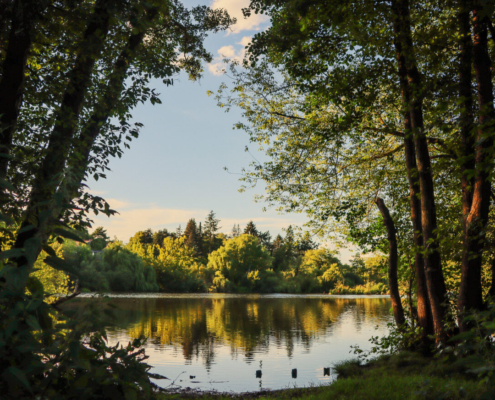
xmin=72 ymin=292 xmax=391 ymax=299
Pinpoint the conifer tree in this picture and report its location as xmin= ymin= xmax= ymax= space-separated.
xmin=272 ymin=234 xmax=284 ymax=253
xmin=204 ymin=210 xmax=221 ymax=254
xmin=231 ymin=224 xmax=241 ymax=238
xmin=184 ymin=218 xmax=200 ymax=255
xmin=259 ymin=230 xmax=273 ymax=254
xmin=244 ymin=221 xmax=259 ymax=237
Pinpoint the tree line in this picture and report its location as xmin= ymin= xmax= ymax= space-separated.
xmin=42 ymin=212 xmax=388 ymax=295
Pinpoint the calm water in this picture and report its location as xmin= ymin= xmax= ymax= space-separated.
xmin=74 ymin=294 xmax=392 ymax=392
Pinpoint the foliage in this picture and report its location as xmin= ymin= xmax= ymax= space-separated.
xmin=127 ymin=236 xmax=209 ymax=292
xmin=62 ymin=241 xmax=159 ymax=292
xmin=31 ymin=241 xmax=71 ymax=301
xmin=0 ymin=276 xmax=164 ymax=399
xmin=208 ymin=234 xmax=273 ymax=292
xmin=439 ymin=302 xmax=495 ymax=383
xmin=214 ymin=0 xmax=495 ymax=341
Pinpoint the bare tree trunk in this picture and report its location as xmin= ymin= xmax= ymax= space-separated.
xmin=458 ymin=5 xmax=495 ymax=329
xmin=375 ymin=197 xmax=406 ymax=328
xmin=392 ymin=0 xmax=448 ymax=343
xmin=391 ymin=0 xmax=433 ymax=339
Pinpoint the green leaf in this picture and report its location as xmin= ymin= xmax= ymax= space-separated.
xmin=0 ymin=212 xmax=14 ymax=225
xmin=25 ymin=314 xmax=42 ymax=331
xmin=53 ymin=226 xmax=85 ymax=242
xmin=24 ymin=237 xmax=41 ymax=267
xmin=0 ymin=248 xmax=24 ymax=260
xmin=0 ymin=177 xmax=15 ymax=191
xmin=44 ymin=255 xmax=78 ymax=275
xmin=42 ymin=244 xmax=57 ymax=257
xmin=26 ymin=276 xmax=44 ymax=297
xmin=4 ymin=366 xmax=32 ymax=394
xmin=148 ymin=372 xmax=169 ymax=380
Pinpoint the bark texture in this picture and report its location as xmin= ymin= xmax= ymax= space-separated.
xmin=458 ymin=5 xmax=495 ymax=328
xmin=391 ymin=0 xmax=433 ymax=338
xmin=375 ymin=197 xmax=406 ymax=329
xmin=0 ymin=0 xmax=47 ymax=181
xmin=392 ymin=0 xmax=448 ymax=343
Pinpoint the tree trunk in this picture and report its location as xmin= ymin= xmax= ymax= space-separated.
xmin=458 ymin=6 xmax=495 ymax=328
xmin=375 ymin=197 xmax=406 ymax=329
xmin=458 ymin=0 xmax=475 ymax=218
xmin=488 ymin=254 xmax=495 ymax=299
xmin=391 ymin=0 xmax=433 ymax=339
xmin=59 ymin=6 xmax=158 ymax=208
xmin=0 ymin=0 xmax=47 ymax=181
xmin=12 ymin=5 xmax=158 ymax=285
xmin=12 ymin=0 xmax=112 ymax=273
xmin=392 ymin=0 xmax=448 ymax=343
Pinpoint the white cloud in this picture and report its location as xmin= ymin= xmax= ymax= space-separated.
xmin=105 ymin=198 xmax=132 ymax=210
xmin=208 ymin=37 xmax=252 ymax=76
xmin=211 ymin=0 xmax=268 ymax=34
xmin=237 ymin=36 xmax=252 ymax=47
xmin=90 ymin=207 xmax=209 ymax=242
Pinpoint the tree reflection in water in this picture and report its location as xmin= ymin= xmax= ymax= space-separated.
xmin=72 ymin=295 xmax=391 ymax=369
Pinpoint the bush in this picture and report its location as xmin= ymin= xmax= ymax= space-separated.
xmin=0 ymin=266 xmax=162 ymax=400
xmin=208 ymin=234 xmax=273 ymax=292
xmin=63 ymin=242 xmax=159 ymax=292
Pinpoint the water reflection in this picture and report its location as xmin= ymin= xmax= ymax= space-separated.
xmin=72 ymin=294 xmax=392 ymax=392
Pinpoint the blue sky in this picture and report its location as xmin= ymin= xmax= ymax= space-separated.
xmin=87 ymin=0 xmax=354 ymax=261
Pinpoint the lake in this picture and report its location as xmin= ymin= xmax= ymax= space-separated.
xmin=74 ymin=294 xmax=392 ymax=392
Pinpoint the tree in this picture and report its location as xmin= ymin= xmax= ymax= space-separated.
xmin=184 ymin=218 xmax=201 ymax=255
xmin=208 ymin=234 xmax=273 ymax=292
xmin=128 ymin=229 xmax=154 ymax=246
xmin=3 ymin=0 xmax=233 ymax=276
xmin=0 ymin=0 xmax=234 ymax=396
xmin=91 ymin=226 xmax=109 ymax=241
xmin=244 ymin=220 xmax=259 ymax=237
xmin=218 ymin=0 xmax=495 ymax=341
xmin=231 ymin=223 xmax=241 ymax=238
xmin=204 ymin=210 xmax=221 ymax=254
xmin=153 ymin=228 xmax=170 ymax=247
xmin=176 ymin=225 xmax=183 ymax=237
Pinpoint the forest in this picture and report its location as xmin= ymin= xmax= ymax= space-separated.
xmin=3 ymin=0 xmax=495 ymax=399
xmin=37 ymin=214 xmax=388 ymax=295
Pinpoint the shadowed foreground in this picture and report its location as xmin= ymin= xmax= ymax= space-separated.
xmin=155 ymin=352 xmax=492 ymax=400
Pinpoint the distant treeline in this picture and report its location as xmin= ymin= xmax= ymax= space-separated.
xmin=35 ymin=211 xmax=388 ymax=295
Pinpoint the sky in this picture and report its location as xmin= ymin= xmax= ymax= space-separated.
xmin=87 ymin=0 xmax=355 ymax=262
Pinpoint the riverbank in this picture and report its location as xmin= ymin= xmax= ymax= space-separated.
xmin=155 ymin=352 xmax=491 ymax=400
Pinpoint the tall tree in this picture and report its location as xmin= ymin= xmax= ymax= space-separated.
xmin=244 ymin=220 xmax=259 ymax=237
xmin=375 ymin=197 xmax=406 ymax=328
xmin=184 ymin=218 xmax=201 ymax=255
xmin=219 ymin=0 xmax=495 ymax=341
xmin=231 ymin=223 xmax=241 ymax=238
xmin=204 ymin=210 xmax=221 ymax=254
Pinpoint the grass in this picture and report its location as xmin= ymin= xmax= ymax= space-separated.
xmin=155 ymin=351 xmax=494 ymax=400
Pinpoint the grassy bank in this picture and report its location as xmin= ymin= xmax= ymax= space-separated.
xmin=156 ymin=352 xmax=492 ymax=400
